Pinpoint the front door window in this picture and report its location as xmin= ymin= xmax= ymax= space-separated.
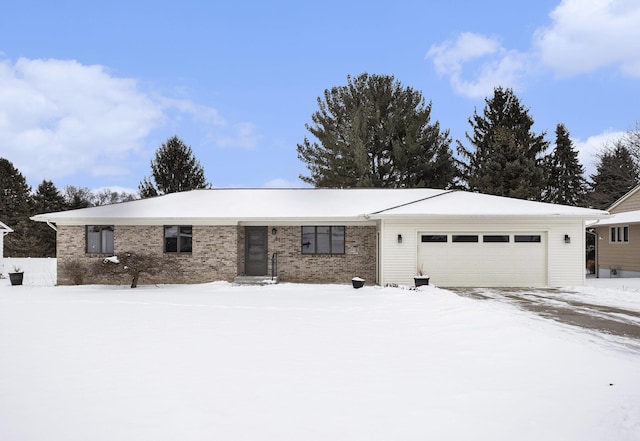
xmin=245 ymin=227 xmax=267 ymax=276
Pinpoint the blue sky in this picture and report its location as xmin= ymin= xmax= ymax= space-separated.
xmin=1 ymin=0 xmax=639 ymax=193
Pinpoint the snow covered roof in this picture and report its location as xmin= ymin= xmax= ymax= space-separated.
xmin=0 ymin=221 xmax=13 ymax=233
xmin=591 ymin=210 xmax=640 ymax=227
xmin=371 ymin=191 xmax=607 ymax=218
xmin=30 ymin=188 xmax=608 ymax=225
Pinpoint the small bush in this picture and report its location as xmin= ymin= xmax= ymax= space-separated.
xmin=94 ymin=251 xmax=180 ymax=288
xmin=61 ymin=259 xmax=88 ymax=285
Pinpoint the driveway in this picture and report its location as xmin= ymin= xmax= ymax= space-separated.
xmin=447 ymin=287 xmax=640 ymax=351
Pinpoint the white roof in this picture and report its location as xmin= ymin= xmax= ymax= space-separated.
xmin=30 ymin=188 xmax=608 ymax=224
xmin=0 ymin=221 xmax=13 ymax=233
xmin=372 ymin=191 xmax=606 ymax=217
xmin=592 ymin=210 xmax=640 ymax=227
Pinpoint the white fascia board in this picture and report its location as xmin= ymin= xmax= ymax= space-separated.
xmin=369 ymin=213 xmax=610 ymax=221
xmin=43 ymin=216 xmax=377 ymax=226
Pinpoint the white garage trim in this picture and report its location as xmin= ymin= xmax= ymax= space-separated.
xmin=417 ymin=231 xmax=548 ymax=287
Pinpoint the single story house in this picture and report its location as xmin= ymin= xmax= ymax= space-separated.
xmin=591 ymin=185 xmax=640 ymax=278
xmin=31 ymin=188 xmax=607 ymax=287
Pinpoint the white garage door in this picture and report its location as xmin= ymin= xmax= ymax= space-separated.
xmin=417 ymin=232 xmax=547 ymax=287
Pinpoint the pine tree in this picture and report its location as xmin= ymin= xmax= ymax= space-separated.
xmin=297 ymin=73 xmax=457 ymax=188
xmin=0 ymin=158 xmax=34 ymax=257
xmin=457 ymin=87 xmax=549 ymax=200
xmin=32 ymin=180 xmax=67 ymax=257
xmin=139 ymin=136 xmax=209 ymax=198
xmin=588 ymin=142 xmax=639 ymax=209
xmin=543 ymin=124 xmax=587 ymax=206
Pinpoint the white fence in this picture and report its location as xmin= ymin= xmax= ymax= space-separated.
xmin=1 ymin=258 xmax=57 ymax=286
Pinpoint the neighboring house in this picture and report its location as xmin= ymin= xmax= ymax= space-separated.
xmin=0 ymin=221 xmax=14 ymax=275
xmin=30 ymin=188 xmax=607 ymax=287
xmin=592 ymin=185 xmax=640 ymax=278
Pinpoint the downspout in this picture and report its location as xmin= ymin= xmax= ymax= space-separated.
xmin=46 ymin=221 xmax=57 ymax=232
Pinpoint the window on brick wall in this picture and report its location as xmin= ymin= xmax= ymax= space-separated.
xmin=86 ymin=225 xmax=114 ymax=254
xmin=301 ymin=226 xmax=345 ymax=254
xmin=165 ymin=226 xmax=193 ymax=253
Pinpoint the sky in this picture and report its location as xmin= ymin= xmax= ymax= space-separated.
xmin=1 ymin=0 xmax=639 ymax=194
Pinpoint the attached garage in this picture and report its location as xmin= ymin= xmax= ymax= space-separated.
xmin=417 ymin=231 xmax=547 ymax=287
xmin=372 ymin=191 xmax=607 ymax=288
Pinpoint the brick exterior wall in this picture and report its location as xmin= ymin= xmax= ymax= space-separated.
xmin=57 ymin=225 xmax=238 ymax=285
xmin=263 ymin=225 xmax=377 ymax=284
xmin=56 ymin=224 xmax=377 ymax=286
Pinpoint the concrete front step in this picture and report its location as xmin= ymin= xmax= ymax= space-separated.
xmin=233 ymin=275 xmax=279 ymax=285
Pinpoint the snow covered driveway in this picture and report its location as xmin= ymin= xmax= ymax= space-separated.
xmin=1 ymin=280 xmax=639 ymax=440
xmin=448 ymin=286 xmax=640 ymax=351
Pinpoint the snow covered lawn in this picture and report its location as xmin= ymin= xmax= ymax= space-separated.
xmin=1 ymin=273 xmax=639 ymax=440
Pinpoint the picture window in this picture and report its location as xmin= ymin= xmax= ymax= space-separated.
xmin=302 ymin=226 xmax=345 ymax=254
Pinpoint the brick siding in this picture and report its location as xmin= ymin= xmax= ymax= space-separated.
xmin=56 ymin=224 xmax=377 ymax=286
xmin=264 ymin=225 xmax=377 ymax=284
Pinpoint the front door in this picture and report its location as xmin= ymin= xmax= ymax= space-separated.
xmin=245 ymin=226 xmax=268 ymax=276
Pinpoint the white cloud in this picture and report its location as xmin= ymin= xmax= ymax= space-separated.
xmin=426 ymin=33 xmax=530 ymax=99
xmin=573 ymin=130 xmax=625 ymax=177
xmin=158 ymin=96 xmax=226 ymax=126
xmin=427 ymin=1 xmax=640 ymax=98
xmin=215 ymin=122 xmax=262 ymax=149
xmin=0 ymin=57 xmax=164 ymax=183
xmin=533 ymin=0 xmax=640 ymax=77
xmin=0 ymin=56 xmax=261 ymax=187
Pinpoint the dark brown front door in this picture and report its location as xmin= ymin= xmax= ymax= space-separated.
xmin=245 ymin=226 xmax=268 ymax=276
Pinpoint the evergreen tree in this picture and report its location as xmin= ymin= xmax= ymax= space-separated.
xmin=457 ymin=87 xmax=549 ymax=200
xmin=32 ymin=180 xmax=67 ymax=257
xmin=139 ymin=136 xmax=209 ymax=198
xmin=588 ymin=142 xmax=639 ymax=209
xmin=297 ymin=73 xmax=457 ymax=188
xmin=0 ymin=158 xmax=34 ymax=257
xmin=543 ymin=124 xmax=587 ymax=206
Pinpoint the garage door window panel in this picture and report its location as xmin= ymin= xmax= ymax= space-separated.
xmin=483 ymin=235 xmax=510 ymax=243
xmin=515 ymin=235 xmax=541 ymax=243
xmin=452 ymin=235 xmax=478 ymax=243
xmin=421 ymin=235 xmax=448 ymax=243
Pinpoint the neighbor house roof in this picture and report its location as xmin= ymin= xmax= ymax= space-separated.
xmin=591 ymin=210 xmax=640 ymax=227
xmin=0 ymin=221 xmax=13 ymax=233
xmin=607 ymin=185 xmax=640 ymax=212
xmin=30 ymin=188 xmax=608 ymax=225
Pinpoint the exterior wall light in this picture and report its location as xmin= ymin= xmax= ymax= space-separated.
xmin=397 ymin=234 xmax=402 ymax=243
xmin=564 ymin=234 xmax=571 ymax=244
xmin=272 ymin=228 xmax=277 ymax=235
